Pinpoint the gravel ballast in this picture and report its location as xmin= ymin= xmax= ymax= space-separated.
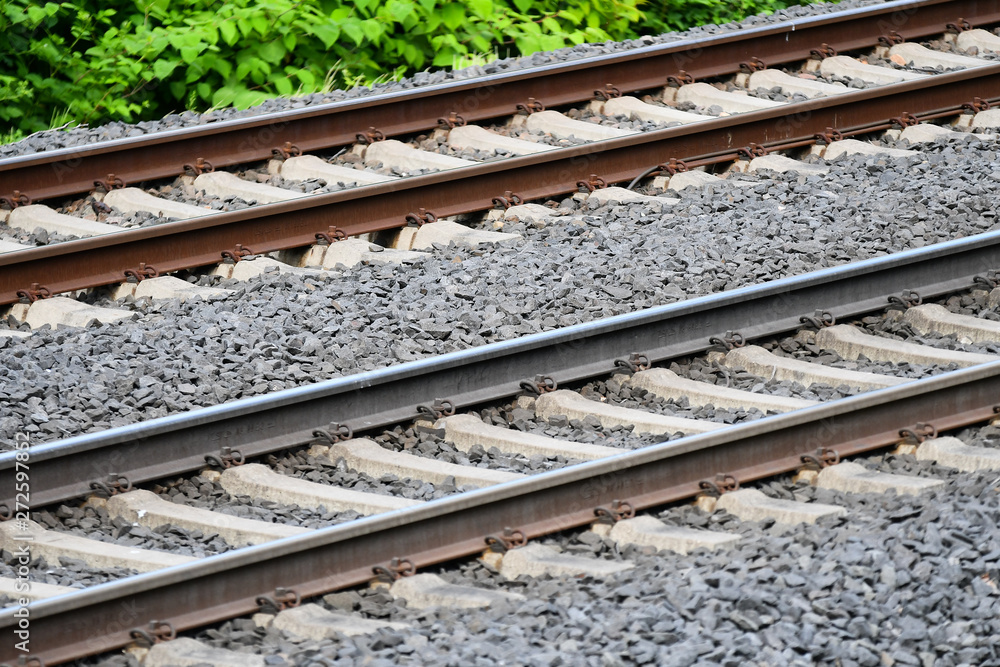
xmin=80 ymin=422 xmax=1000 ymax=666
xmin=4 ymin=134 xmax=1000 ymax=445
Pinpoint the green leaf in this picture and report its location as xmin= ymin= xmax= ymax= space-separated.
xmin=310 ymin=23 xmax=340 ymax=48
xmin=283 ymin=31 xmax=297 ymax=52
xmin=258 ymin=40 xmax=286 ymax=64
xmin=441 ymin=3 xmax=465 ymax=31
xmin=219 ymin=21 xmax=238 ymax=46
xmin=359 ymin=19 xmax=382 ymax=42
xmin=467 ymin=0 xmax=492 ymax=19
xmin=179 ymin=45 xmax=201 ymax=64
xmin=274 ymin=76 xmax=293 ymax=96
xmin=169 ymin=80 xmax=186 ymax=99
xmin=152 ymin=59 xmax=178 ymax=79
xmin=341 ymin=21 xmax=364 ymax=45
xmin=512 ymin=0 xmax=533 ymax=12
xmin=234 ymin=88 xmax=268 ymax=109
xmin=294 ymin=68 xmax=316 ymax=89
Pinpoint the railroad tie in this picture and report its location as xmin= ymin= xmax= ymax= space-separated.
xmin=268 ymin=603 xmax=409 ymax=640
xmin=193 ymin=170 xmax=309 ymax=204
xmin=102 ymin=187 xmax=212 ymax=219
xmin=361 ymin=139 xmax=476 ymax=172
xmin=723 ymin=345 xmax=909 ymax=391
xmin=437 ymin=413 xmax=621 ymax=461
xmin=293 ymin=237 xmax=426 ymax=270
xmin=446 ymin=124 xmax=558 ymax=155
xmin=818 ymin=55 xmax=927 ymax=85
xmin=814 ymin=139 xmax=918 ymax=161
xmin=220 ymin=463 xmax=421 ymax=515
xmin=597 ymin=515 xmax=740 ymax=554
xmin=13 ymin=296 xmax=134 ymax=330
xmin=0 ymin=239 xmax=31 ymax=254
xmin=887 ymin=42 xmax=988 ymax=70
xmin=628 ymin=367 xmax=817 ymax=413
xmin=277 ymin=154 xmax=397 ymax=185
xmin=915 ymin=436 xmax=1000 ymax=472
xmin=715 ymin=488 xmax=846 ymax=525
xmin=0 ymin=576 xmax=78 ymax=602
xmin=956 ymin=29 xmax=1000 ymax=55
xmin=106 ymin=489 xmax=311 ymax=548
xmin=212 ymin=256 xmax=322 ymax=280
xmin=815 ymin=461 xmax=944 ymax=495
xmin=814 ymin=324 xmax=1000 ymax=368
xmin=389 ymin=573 xmax=525 ymax=609
xmin=391 ymin=219 xmax=520 ymax=251
xmin=510 ymin=110 xmax=638 ymax=141
xmin=143 ymin=637 xmax=265 ymax=667
xmin=533 ymin=389 xmax=725 ymax=436
xmin=312 ymin=437 xmax=524 ymax=488
xmin=665 ymin=82 xmax=785 ymax=115
xmin=594 ymin=95 xmax=708 ymax=125
xmin=585 ymin=186 xmax=680 ymax=206
xmin=903 ymin=303 xmax=1000 ymax=345
xmin=495 ymin=543 xmax=633 ymax=579
xmin=111 ymin=275 xmax=233 ymax=302
xmin=746 ymin=69 xmax=850 ymax=99
xmin=0 ymin=519 xmax=196 ymax=573
xmin=4 ymin=204 xmax=121 ymax=237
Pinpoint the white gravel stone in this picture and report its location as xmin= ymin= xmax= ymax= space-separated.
xmin=971 ymin=108 xmax=1000 ymax=130
xmin=744 ymin=154 xmax=829 ymax=175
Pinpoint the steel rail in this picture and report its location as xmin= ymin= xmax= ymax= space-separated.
xmin=1 ymin=0 xmax=996 ymax=202
xmin=5 ymin=361 xmax=1000 ymax=664
xmin=4 ymin=62 xmax=1000 ymax=305
xmin=4 ymin=219 xmax=1000 ymax=510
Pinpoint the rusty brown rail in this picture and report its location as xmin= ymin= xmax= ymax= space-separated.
xmin=5 ymin=360 xmax=1000 ymax=664
xmin=3 ymin=62 xmax=1000 ymax=306
xmin=1 ymin=0 xmax=997 ymax=202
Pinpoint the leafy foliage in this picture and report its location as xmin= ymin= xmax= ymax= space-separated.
xmin=0 ymin=0 xmax=806 ymax=139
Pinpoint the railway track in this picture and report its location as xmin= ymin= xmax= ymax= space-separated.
xmin=5 ymin=0 xmax=1000 ymax=663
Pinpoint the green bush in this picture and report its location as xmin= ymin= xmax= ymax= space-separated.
xmin=0 ymin=0 xmax=805 ymax=141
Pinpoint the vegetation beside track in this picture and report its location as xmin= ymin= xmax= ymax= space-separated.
xmin=1 ymin=0 xmax=807 ymax=141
